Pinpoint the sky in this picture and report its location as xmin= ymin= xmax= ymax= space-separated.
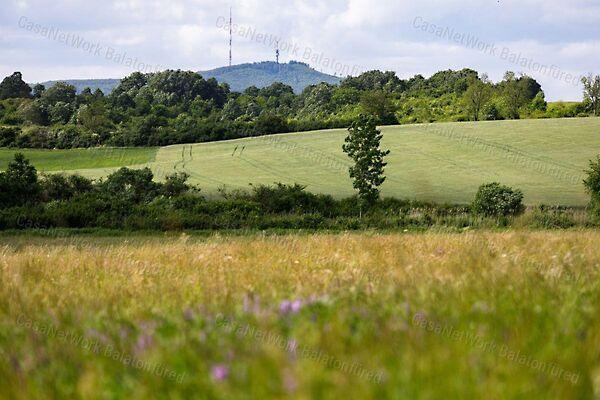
xmin=1 ymin=0 xmax=598 ymax=101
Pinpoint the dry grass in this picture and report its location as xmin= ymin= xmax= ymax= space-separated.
xmin=1 ymin=231 xmax=599 ymax=399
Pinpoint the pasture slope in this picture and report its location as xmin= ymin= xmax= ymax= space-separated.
xmin=1 ymin=117 xmax=598 ymax=205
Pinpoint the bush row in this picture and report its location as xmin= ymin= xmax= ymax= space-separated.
xmin=1 ymin=153 xmax=597 ymax=232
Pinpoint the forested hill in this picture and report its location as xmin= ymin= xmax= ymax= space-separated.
xmin=37 ymin=61 xmax=340 ymax=94
xmin=200 ymin=61 xmax=341 ymax=93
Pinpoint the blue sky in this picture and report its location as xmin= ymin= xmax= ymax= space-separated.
xmin=1 ymin=0 xmax=598 ymax=100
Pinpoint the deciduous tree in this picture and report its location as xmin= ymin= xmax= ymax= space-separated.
xmin=463 ymin=74 xmax=493 ymax=121
xmin=581 ymin=74 xmax=600 ymax=116
xmin=0 ymin=72 xmax=32 ymax=100
xmin=342 ymin=115 xmax=390 ymax=206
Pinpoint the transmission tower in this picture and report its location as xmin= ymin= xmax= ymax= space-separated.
xmin=228 ymin=7 xmax=232 ymax=67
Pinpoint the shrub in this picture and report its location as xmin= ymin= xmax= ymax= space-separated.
xmin=471 ymin=182 xmax=524 ymax=217
xmin=530 ymin=206 xmax=576 ymax=229
xmin=0 ymin=126 xmax=19 ymax=147
xmin=99 ymin=167 xmax=160 ymax=204
xmin=162 ymin=172 xmax=193 ymax=197
xmin=248 ymin=183 xmax=332 ymax=214
xmin=583 ymin=156 xmax=600 ymax=220
xmin=254 ymin=114 xmax=289 ymax=135
xmin=16 ymin=126 xmax=55 ymax=148
xmin=0 ymin=153 xmax=41 ymax=208
xmin=40 ymin=173 xmax=93 ymax=202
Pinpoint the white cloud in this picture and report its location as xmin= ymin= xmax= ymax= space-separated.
xmin=0 ymin=0 xmax=598 ymax=100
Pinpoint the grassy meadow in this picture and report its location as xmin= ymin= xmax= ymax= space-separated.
xmin=1 ymin=231 xmax=599 ymax=399
xmin=2 ymin=117 xmax=598 ymax=205
xmin=0 ymin=147 xmax=157 ymax=172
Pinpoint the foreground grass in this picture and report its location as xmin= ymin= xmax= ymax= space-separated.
xmin=0 ymin=231 xmax=599 ymax=399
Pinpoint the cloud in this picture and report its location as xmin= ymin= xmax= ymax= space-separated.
xmin=0 ymin=0 xmax=597 ymax=100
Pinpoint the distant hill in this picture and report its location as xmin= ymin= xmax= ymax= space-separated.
xmin=38 ymin=78 xmax=121 ymax=95
xmin=37 ymin=61 xmax=341 ymax=95
xmin=199 ymin=61 xmax=341 ymax=93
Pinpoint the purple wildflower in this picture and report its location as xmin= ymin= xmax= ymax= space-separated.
xmin=291 ymin=300 xmax=302 ymax=313
xmin=134 ymin=333 xmax=154 ymax=354
xmin=279 ymin=300 xmax=292 ymax=314
xmin=280 ymin=299 xmax=303 ymax=315
xmin=211 ymin=364 xmax=229 ymax=381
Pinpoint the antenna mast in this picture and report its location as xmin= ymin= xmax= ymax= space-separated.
xmin=228 ymin=7 xmax=232 ymax=67
xmin=275 ymin=40 xmax=280 ymax=64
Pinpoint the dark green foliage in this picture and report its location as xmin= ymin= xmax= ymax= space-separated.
xmin=472 ymin=182 xmax=524 ymax=217
xmin=360 ymin=90 xmax=398 ymax=123
xmin=15 ymin=126 xmax=55 ymax=148
xmin=41 ymin=82 xmax=77 ymax=106
xmin=0 ymin=126 xmax=20 ymax=147
xmin=40 ymin=173 xmax=93 ymax=202
xmin=583 ymin=156 xmax=600 ymax=219
xmin=343 ymin=115 xmax=390 ymax=205
xmin=99 ymin=167 xmax=160 ymax=203
xmin=417 ymin=69 xmax=479 ymax=97
xmin=0 ymin=72 xmax=32 ymax=100
xmin=498 ymin=72 xmax=542 ymax=119
xmin=255 ymin=114 xmax=289 ymax=135
xmin=145 ymin=70 xmax=228 ymax=107
xmin=163 ymin=172 xmax=192 ymax=197
xmin=76 ymin=101 xmax=113 ymax=138
xmin=0 ymin=153 xmax=40 ymax=207
xmin=247 ymin=183 xmax=335 ymax=214
xmin=32 ymin=84 xmax=45 ymax=99
xmin=341 ymin=70 xmax=405 ymax=92
xmin=18 ymin=100 xmax=48 ymax=125
xmin=49 ymin=101 xmax=74 ymax=124
xmin=530 ymin=206 xmax=576 ymax=229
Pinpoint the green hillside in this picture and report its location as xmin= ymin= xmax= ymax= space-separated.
xmin=2 ymin=118 xmax=598 ymax=205
xmin=200 ymin=61 xmax=341 ymax=93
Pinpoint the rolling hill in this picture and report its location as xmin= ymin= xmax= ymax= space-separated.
xmin=37 ymin=61 xmax=341 ymax=94
xmin=2 ymin=118 xmax=599 ymax=205
xmin=200 ymin=61 xmax=341 ymax=93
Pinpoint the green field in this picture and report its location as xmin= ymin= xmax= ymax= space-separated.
xmin=2 ymin=118 xmax=599 ymax=205
xmin=0 ymin=147 xmax=157 ymax=171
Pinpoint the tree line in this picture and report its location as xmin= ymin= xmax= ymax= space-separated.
xmin=0 ymin=67 xmax=598 ymax=149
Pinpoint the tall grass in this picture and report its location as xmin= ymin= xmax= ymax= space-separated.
xmin=0 ymin=231 xmax=599 ymax=399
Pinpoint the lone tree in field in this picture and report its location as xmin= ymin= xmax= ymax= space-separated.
xmin=342 ymin=115 xmax=390 ymax=206
xmin=581 ymin=74 xmax=600 ymax=116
